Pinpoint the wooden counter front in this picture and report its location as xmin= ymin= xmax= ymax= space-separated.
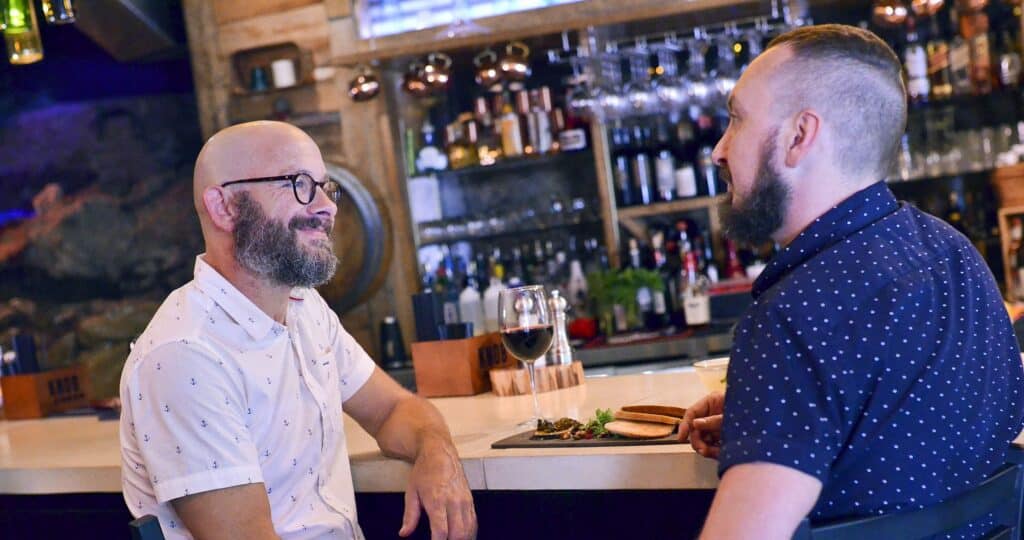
xmin=0 ymin=370 xmax=716 ymax=495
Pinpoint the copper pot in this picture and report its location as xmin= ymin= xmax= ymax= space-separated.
xmin=348 ymin=65 xmax=380 ymax=102
xmin=474 ymin=48 xmax=503 ymax=89
xmin=499 ymin=41 xmax=531 ymax=82
xmin=423 ymin=52 xmax=453 ymax=91
xmin=402 ymin=61 xmax=430 ymax=97
xmin=911 ymin=0 xmax=945 ymax=15
xmin=872 ymin=0 xmax=909 ymax=26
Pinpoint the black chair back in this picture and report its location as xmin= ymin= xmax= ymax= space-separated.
xmin=129 ymin=515 xmax=166 ymax=540
xmin=792 ymin=459 xmax=1024 ymax=540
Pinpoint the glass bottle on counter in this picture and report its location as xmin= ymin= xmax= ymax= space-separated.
xmin=680 ymin=249 xmax=711 ymax=327
xmin=4 ymin=0 xmax=44 ymax=64
xmin=474 ymin=97 xmax=503 ymax=166
xmin=905 ymin=16 xmax=931 ymax=103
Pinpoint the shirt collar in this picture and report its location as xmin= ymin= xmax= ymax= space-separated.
xmin=192 ymin=255 xmax=283 ymax=340
xmin=752 ymin=181 xmax=899 ymax=299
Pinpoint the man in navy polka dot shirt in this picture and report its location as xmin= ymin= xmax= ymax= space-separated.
xmin=677 ymin=24 xmax=1024 ymax=539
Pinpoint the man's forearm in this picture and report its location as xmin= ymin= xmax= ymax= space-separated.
xmin=374 ymin=395 xmax=455 ymax=461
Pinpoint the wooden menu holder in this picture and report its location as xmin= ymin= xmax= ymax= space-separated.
xmin=488 ymin=361 xmax=585 ymax=397
xmin=411 ymin=333 xmax=518 ymax=397
xmin=1 ymin=365 xmax=92 ymax=420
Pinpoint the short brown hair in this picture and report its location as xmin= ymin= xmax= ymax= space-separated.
xmin=767 ymin=24 xmax=907 ymax=179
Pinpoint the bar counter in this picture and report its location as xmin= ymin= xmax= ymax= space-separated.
xmin=0 ymin=370 xmax=717 ymax=496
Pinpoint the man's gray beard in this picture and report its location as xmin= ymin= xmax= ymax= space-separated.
xmin=722 ymin=135 xmax=791 ymax=246
xmin=232 ymin=192 xmax=338 ymax=288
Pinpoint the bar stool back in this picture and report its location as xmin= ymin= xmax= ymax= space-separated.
xmin=792 ymin=446 xmax=1024 ymax=540
xmin=129 ymin=515 xmax=166 ymax=540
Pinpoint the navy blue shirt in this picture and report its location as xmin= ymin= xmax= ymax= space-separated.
xmin=719 ymin=182 xmax=1024 ymax=529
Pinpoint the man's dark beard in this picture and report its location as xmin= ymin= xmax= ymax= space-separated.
xmin=232 ymin=192 xmax=338 ymax=288
xmin=722 ymin=136 xmax=791 ymax=246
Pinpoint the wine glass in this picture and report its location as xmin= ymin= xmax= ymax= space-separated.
xmin=498 ymin=285 xmax=554 ymax=427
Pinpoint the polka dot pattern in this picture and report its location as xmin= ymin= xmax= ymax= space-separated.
xmin=718 ymin=182 xmax=1024 ymax=536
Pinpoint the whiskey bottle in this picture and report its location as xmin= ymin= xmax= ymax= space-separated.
xmin=926 ymin=16 xmax=953 ymax=100
xmin=905 ymin=17 xmax=931 ymax=103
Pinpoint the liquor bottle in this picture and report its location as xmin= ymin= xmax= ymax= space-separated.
xmin=499 ymin=103 xmax=524 ymax=158
xmin=905 ymin=17 xmax=931 ymax=103
xmin=560 ymin=88 xmax=589 ymax=152
xmin=532 ymin=88 xmax=555 ymax=154
xmin=960 ymin=11 xmax=993 ymax=94
xmin=482 ymin=264 xmax=507 ymax=333
xmin=566 ymin=259 xmax=589 ymax=315
xmin=474 ymin=97 xmax=503 ymax=166
xmin=630 ymin=125 xmax=655 ymax=205
xmin=948 ymin=6 xmax=974 ymax=96
xmin=4 ymin=0 xmax=44 ymax=64
xmin=458 ymin=277 xmax=485 ymax=336
xmin=698 ymin=146 xmax=720 ymax=196
xmin=653 ymin=121 xmax=677 ymax=202
xmin=627 ymin=238 xmax=643 ymax=269
xmin=650 ymin=231 xmax=674 ymax=327
xmin=673 ymin=118 xmax=699 ymax=198
xmin=997 ymin=29 xmax=1022 ymax=88
xmin=415 ymin=122 xmax=448 ymax=173
xmin=679 ymin=250 xmax=711 ymax=327
xmin=541 ymin=86 xmax=565 ymax=153
xmin=515 ymin=90 xmax=537 ymax=155
xmin=612 ymin=126 xmax=635 ymax=207
xmin=445 ymin=117 xmax=478 ymax=170
xmin=724 ymin=238 xmax=745 ymax=279
xmin=926 ymin=16 xmax=954 ymax=101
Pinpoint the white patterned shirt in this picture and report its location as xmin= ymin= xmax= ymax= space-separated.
xmin=120 ymin=256 xmax=376 ymax=539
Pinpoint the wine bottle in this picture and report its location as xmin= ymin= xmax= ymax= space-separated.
xmin=905 ymin=17 xmax=931 ymax=103
xmin=960 ymin=11 xmax=993 ymax=95
xmin=630 ymin=125 xmax=655 ymax=205
xmin=4 ymin=0 xmax=44 ymax=64
xmin=926 ymin=15 xmax=953 ymax=101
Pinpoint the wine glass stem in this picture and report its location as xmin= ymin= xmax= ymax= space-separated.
xmin=525 ymin=360 xmax=542 ymax=420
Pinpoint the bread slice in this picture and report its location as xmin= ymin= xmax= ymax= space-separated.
xmin=621 ymin=404 xmax=687 ymax=419
xmin=605 ymin=420 xmax=675 ymax=439
xmin=614 ymin=410 xmax=682 ymax=425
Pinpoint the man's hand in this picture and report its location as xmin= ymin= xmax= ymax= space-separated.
xmin=399 ymin=437 xmax=477 ymax=540
xmin=678 ymin=391 xmax=725 ymax=459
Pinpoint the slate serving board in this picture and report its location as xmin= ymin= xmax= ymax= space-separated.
xmin=491 ymin=429 xmax=685 ymax=449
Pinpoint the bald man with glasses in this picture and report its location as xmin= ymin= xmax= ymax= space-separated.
xmin=119 ymin=121 xmax=476 ymax=540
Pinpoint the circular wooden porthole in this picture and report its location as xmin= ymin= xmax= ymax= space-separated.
xmin=317 ymin=163 xmax=392 ymax=314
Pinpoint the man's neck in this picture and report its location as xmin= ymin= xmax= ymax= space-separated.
xmin=774 ymin=173 xmax=878 ymax=246
xmin=203 ymin=251 xmax=292 ymax=325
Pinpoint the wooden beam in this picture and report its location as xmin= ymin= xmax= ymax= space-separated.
xmin=182 ymin=0 xmax=232 ymax=138
xmin=330 ymin=0 xmax=764 ymax=65
xmin=213 ymin=0 xmax=320 ymax=25
xmin=324 ymin=0 xmax=353 ymax=19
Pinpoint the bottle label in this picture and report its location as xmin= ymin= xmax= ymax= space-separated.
xmin=682 ymin=292 xmax=710 ymax=325
xmin=655 ymin=156 xmax=675 ymax=192
xmin=653 ymin=290 xmax=667 ymax=315
xmin=905 ymin=46 xmax=928 ymax=79
xmin=559 ymin=129 xmax=587 ymax=151
xmin=927 ymin=42 xmax=950 ymax=73
xmin=675 ymin=166 xmax=698 ymax=197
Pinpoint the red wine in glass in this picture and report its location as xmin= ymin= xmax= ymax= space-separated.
xmin=501 ymin=325 xmax=554 ymax=360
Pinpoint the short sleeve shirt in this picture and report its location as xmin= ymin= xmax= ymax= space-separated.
xmin=719 ymin=182 xmax=1024 ymax=530
xmin=119 ymin=256 xmax=376 ymax=539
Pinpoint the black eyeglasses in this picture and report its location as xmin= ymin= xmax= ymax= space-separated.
xmin=220 ymin=173 xmax=341 ymax=205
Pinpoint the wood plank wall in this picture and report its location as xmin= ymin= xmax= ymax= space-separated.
xmin=181 ymin=0 xmax=420 ymax=360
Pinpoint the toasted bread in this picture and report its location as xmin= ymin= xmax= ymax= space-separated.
xmin=614 ymin=410 xmax=682 ymax=425
xmin=605 ymin=420 xmax=675 ymax=439
xmin=621 ymin=404 xmax=687 ymax=419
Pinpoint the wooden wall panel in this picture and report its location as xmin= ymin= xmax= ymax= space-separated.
xmin=213 ymin=0 xmax=320 ymax=25
xmin=217 ymin=4 xmax=331 ymax=62
xmin=324 ymin=0 xmax=353 ymax=19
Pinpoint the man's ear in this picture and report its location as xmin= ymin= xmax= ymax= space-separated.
xmin=203 ymin=187 xmax=237 ymax=232
xmin=783 ymin=109 xmax=822 ymax=169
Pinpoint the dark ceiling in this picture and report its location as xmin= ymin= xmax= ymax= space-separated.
xmin=0 ymin=0 xmax=193 ymax=106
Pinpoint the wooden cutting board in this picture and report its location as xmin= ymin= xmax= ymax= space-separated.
xmin=491 ymin=429 xmax=684 ymax=449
